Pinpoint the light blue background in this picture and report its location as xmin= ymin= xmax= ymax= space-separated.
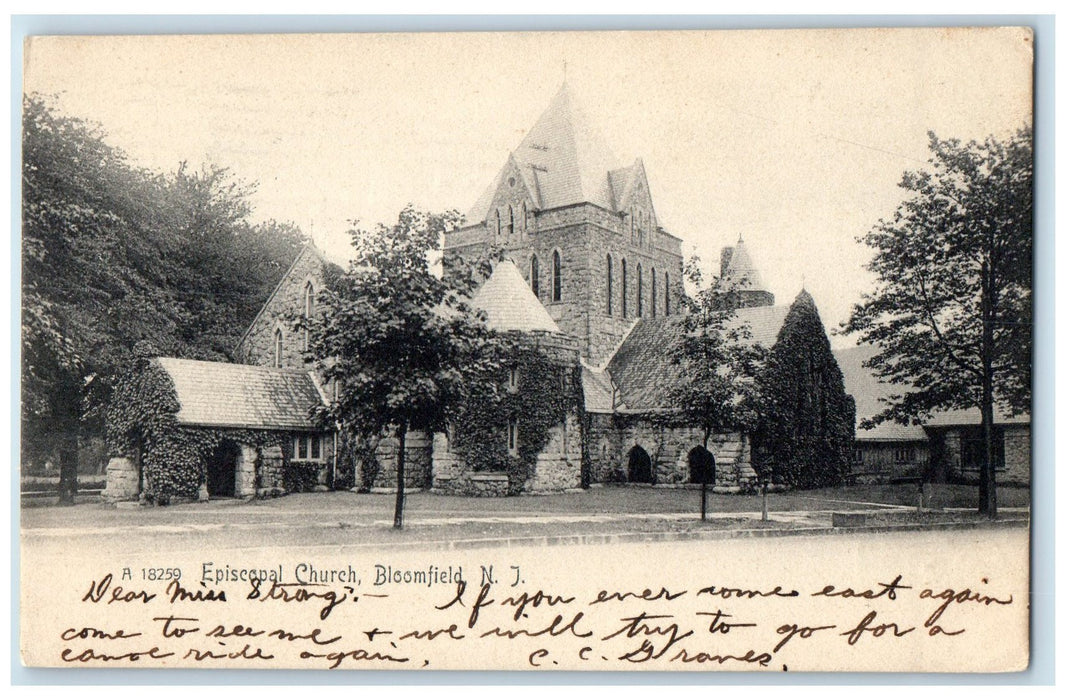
xmin=9 ymin=13 xmax=1055 ymax=686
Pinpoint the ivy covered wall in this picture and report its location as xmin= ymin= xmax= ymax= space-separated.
xmin=754 ymin=291 xmax=856 ymax=488
xmin=434 ymin=334 xmax=583 ymax=496
xmin=105 ymin=358 xmax=327 ymax=502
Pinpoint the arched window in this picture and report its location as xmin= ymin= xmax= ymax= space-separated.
xmin=637 ymin=263 xmax=644 ymax=318
xmin=303 ymin=281 xmax=315 ymax=351
xmin=508 ymin=205 xmax=515 ymax=236
xmin=273 ymin=328 xmax=284 ymax=368
xmin=522 ymin=202 xmax=529 ymax=233
xmin=651 ymin=268 xmax=657 ymax=319
xmin=621 ymin=258 xmax=628 ymax=319
xmin=606 ymin=254 xmax=613 ymax=316
xmin=629 ymin=208 xmax=635 ymax=241
xmin=530 ymin=255 xmax=540 ymax=297
xmin=665 ymin=271 xmax=671 ymax=315
xmin=495 ymin=209 xmax=502 ymax=236
xmin=552 ymin=250 xmax=562 ymax=302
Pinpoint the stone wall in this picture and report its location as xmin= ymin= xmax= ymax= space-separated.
xmin=1001 ymin=425 xmax=1030 ymax=485
xmin=929 ymin=424 xmax=1030 ymax=486
xmin=431 ymin=399 xmax=582 ymax=496
xmin=524 ymin=414 xmax=583 ymax=492
xmin=103 ymin=457 xmax=140 ymax=502
xmin=585 ymin=414 xmax=758 ymax=488
xmin=367 ymin=430 xmax=433 ymax=491
xmin=443 ymin=202 xmax=683 ymax=367
xmin=257 ymin=444 xmax=286 ymax=496
xmin=235 ymin=247 xmax=329 ymax=370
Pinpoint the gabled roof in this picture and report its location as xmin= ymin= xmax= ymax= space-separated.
xmin=720 ymin=236 xmax=767 ymax=292
xmin=832 ymin=344 xmax=1030 ymax=441
xmin=467 ymin=83 xmax=624 ymax=222
xmin=606 ymin=305 xmax=791 ymax=412
xmin=234 ymin=243 xmax=335 ymax=354
xmin=832 ymin=345 xmax=929 ymax=442
xmin=470 ymin=260 xmax=561 ymax=333
xmin=155 ymin=357 xmax=325 ymax=431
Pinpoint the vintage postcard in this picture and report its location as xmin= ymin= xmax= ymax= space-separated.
xmin=19 ymin=27 xmax=1033 ymax=672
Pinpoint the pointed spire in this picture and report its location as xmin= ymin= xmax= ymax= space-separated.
xmin=466 ymin=84 xmax=622 ymax=222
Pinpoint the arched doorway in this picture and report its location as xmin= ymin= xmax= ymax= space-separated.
xmin=206 ymin=440 xmax=241 ymax=498
xmin=688 ymin=446 xmax=716 ymax=485
xmin=627 ymin=445 xmax=653 ymax=484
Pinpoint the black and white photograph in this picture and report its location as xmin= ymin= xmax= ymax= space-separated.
xmin=17 ymin=26 xmax=1036 ymax=673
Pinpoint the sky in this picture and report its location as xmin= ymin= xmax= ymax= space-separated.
xmin=23 ymin=28 xmax=1033 ymax=347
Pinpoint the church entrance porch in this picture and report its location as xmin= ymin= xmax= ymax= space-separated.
xmin=206 ymin=440 xmax=241 ymax=498
xmin=688 ymin=446 xmax=716 ymax=485
xmin=627 ymin=445 xmax=654 ymax=484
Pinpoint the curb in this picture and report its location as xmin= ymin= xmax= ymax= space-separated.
xmin=330 ymin=515 xmax=1030 ymax=552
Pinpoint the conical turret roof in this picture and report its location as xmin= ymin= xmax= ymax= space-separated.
xmin=720 ymin=236 xmax=767 ymax=291
xmin=471 ymin=260 xmax=561 ymax=333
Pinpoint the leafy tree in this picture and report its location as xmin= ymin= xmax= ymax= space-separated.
xmin=667 ymin=280 xmax=766 ymax=450
xmin=307 ymin=206 xmax=506 ymax=528
xmin=842 ymin=128 xmax=1032 ymax=518
xmin=22 ymin=94 xmax=306 ymax=502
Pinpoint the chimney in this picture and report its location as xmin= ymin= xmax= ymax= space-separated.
xmin=720 ymin=246 xmax=734 ymax=278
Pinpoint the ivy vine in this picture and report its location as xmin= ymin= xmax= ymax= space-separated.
xmin=106 ymin=357 xmax=299 ymax=503
xmin=451 ymin=343 xmax=581 ymax=495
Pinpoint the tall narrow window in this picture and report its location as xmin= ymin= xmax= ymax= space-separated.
xmin=310 ymin=434 xmax=321 ymax=460
xmin=664 ymin=271 xmax=671 ymax=316
xmin=637 ymin=263 xmax=644 ymax=318
xmin=621 ymin=259 xmax=628 ymax=319
xmin=508 ymin=205 xmax=515 ymax=236
xmin=651 ymin=268 xmax=657 ymax=319
xmin=522 ymin=202 xmax=528 ymax=233
xmin=552 ymin=250 xmax=562 ymax=302
xmin=495 ymin=209 xmax=502 ymax=236
xmin=507 ymin=366 xmax=518 ymax=392
xmin=303 ymin=281 xmax=315 ymax=351
xmin=507 ymin=418 xmax=518 ymax=455
xmin=606 ymin=254 xmax=613 ymax=316
xmin=273 ymin=328 xmax=284 ymax=368
xmin=629 ymin=208 xmax=635 ymax=241
xmin=530 ymin=255 xmax=540 ymax=297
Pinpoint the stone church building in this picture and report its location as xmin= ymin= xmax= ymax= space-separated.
xmin=106 ymin=84 xmax=850 ymax=501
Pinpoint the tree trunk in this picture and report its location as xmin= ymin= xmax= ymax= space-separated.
xmin=393 ymin=423 xmax=408 ymax=530
xmin=978 ymin=258 xmax=998 ymax=519
xmin=56 ymin=425 xmax=78 ymax=506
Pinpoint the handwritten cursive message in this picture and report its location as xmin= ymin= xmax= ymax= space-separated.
xmin=21 ymin=529 xmax=1029 ymax=672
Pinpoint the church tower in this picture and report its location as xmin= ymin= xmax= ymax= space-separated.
xmin=444 ymin=84 xmax=685 ymax=366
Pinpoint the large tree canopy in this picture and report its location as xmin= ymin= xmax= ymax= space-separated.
xmin=842 ymin=127 xmax=1032 ymax=517
xmin=21 ymin=94 xmax=306 ymax=500
xmin=307 ymin=206 xmax=507 ymax=528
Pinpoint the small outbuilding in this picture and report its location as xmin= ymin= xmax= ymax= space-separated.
xmin=104 ymin=357 xmax=333 ymax=503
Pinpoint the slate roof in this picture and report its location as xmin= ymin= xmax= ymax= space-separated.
xmin=832 ymin=345 xmax=1030 ymax=441
xmin=607 ymin=305 xmax=792 ymax=412
xmin=720 ymin=237 xmax=767 ymax=292
xmin=471 ymin=260 xmax=561 ymax=333
xmin=581 ymin=363 xmax=615 ymax=414
xmin=155 ymin=357 xmax=325 ymax=431
xmin=832 ymin=345 xmax=929 ymax=442
xmin=467 ymin=84 xmax=628 ymax=222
